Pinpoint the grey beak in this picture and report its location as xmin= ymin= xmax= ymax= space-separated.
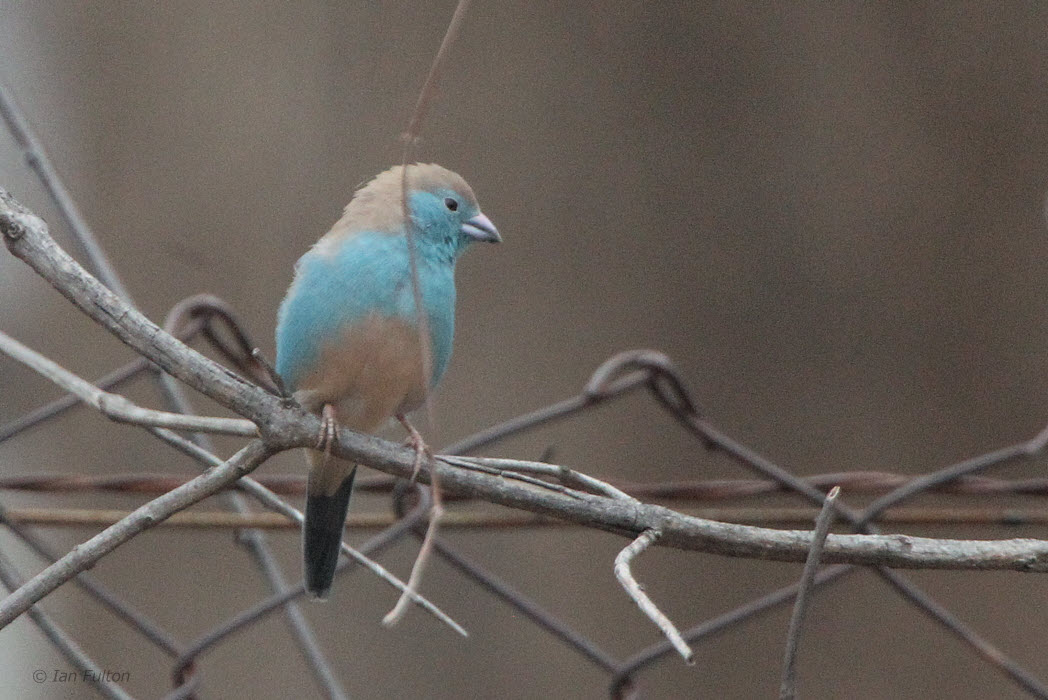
xmin=461 ymin=213 xmax=501 ymax=243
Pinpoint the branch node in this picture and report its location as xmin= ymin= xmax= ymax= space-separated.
xmin=0 ymin=210 xmax=31 ymax=241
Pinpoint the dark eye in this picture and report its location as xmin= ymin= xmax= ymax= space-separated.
xmin=444 ymin=197 xmax=458 ymax=211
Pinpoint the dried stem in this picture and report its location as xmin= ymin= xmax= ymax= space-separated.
xmin=0 ymin=329 xmax=257 ymax=436
xmin=780 ymin=486 xmax=840 ymax=700
xmin=0 ymin=441 xmax=272 ymax=629
xmin=0 ymin=552 xmax=136 ymax=700
xmin=383 ymin=468 xmax=445 ymax=627
xmin=148 ymin=427 xmax=468 ymax=637
xmin=614 ymin=529 xmax=694 ymax=664
xmin=443 ymin=456 xmax=638 ymax=501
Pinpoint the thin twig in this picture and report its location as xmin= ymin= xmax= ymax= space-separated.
xmin=147 ymin=427 xmax=467 ymax=636
xmin=0 ymin=551 xmax=136 ymax=700
xmin=0 ymin=441 xmax=273 ymax=630
xmin=395 ymin=0 xmax=472 ymax=442
xmin=614 ymin=529 xmax=694 ymax=664
xmin=0 ymin=329 xmax=258 ymax=436
xmin=0 ymin=502 xmax=184 ymax=657
xmin=394 ymin=0 xmax=473 ymax=446
xmin=444 ymin=456 xmax=638 ymax=501
xmin=0 ymin=81 xmax=339 ymax=698
xmin=439 ymin=455 xmax=584 ymax=499
xmin=401 ymin=0 xmax=472 ymax=143
xmin=610 ymin=565 xmax=856 ymax=697
xmin=170 ymin=498 xmax=430 ymax=691
xmin=780 ymin=486 xmax=840 ymax=700
xmin=383 ymin=469 xmax=445 ymax=627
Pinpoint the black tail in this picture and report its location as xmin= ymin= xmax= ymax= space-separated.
xmin=303 ymin=465 xmax=357 ymax=600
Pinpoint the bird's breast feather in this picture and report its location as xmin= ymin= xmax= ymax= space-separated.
xmin=275 ymin=232 xmax=456 ymax=394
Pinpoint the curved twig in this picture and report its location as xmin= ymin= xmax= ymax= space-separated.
xmin=614 ymin=529 xmax=694 ymax=664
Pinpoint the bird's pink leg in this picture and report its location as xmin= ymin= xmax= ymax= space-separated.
xmin=397 ymin=413 xmax=431 ymax=483
xmin=316 ymin=403 xmax=338 ymax=466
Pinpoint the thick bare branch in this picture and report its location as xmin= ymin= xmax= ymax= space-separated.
xmin=11 ymin=469 xmax=1048 ymax=503
xmin=11 ymin=504 xmax=1048 ymax=530
xmin=5 ymin=189 xmax=1048 ymax=578
xmin=0 ymin=188 xmax=286 ymax=427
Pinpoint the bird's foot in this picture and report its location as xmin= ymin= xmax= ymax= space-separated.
xmin=397 ymin=414 xmax=432 ymax=483
xmin=316 ymin=404 xmax=338 ymax=466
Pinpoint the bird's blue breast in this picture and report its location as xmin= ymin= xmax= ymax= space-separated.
xmin=275 ymin=230 xmax=456 ymax=393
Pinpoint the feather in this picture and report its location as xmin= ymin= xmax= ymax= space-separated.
xmin=274 ymin=163 xmax=498 ymax=599
xmin=325 ymin=163 xmax=478 ymax=243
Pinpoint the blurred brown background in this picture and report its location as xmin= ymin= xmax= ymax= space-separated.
xmin=2 ymin=2 xmax=1048 ymax=698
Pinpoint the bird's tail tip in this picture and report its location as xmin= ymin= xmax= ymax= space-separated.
xmin=306 ymin=588 xmax=332 ymax=603
xmin=303 ymin=463 xmax=357 ymax=600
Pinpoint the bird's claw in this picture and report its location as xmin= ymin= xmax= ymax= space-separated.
xmin=316 ymin=404 xmax=338 ymax=465
xmin=397 ymin=414 xmax=432 ymax=483
xmin=406 ymin=437 xmax=433 ymax=484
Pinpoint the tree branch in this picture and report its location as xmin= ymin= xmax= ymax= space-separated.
xmin=780 ymin=486 xmax=840 ymax=700
xmin=0 ymin=329 xmax=258 ymax=436
xmin=0 ymin=441 xmax=273 ymax=629
xmin=615 ymin=529 xmax=694 ymax=663
xmin=5 ymin=187 xmax=1048 ymax=581
xmin=148 ymin=427 xmax=467 ymax=636
xmin=0 ymin=551 xmax=137 ymax=700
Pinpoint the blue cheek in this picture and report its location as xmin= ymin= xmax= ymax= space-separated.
xmin=408 ymin=191 xmax=465 ymax=262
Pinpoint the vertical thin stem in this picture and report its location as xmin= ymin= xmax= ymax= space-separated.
xmin=780 ymin=486 xmax=840 ymax=700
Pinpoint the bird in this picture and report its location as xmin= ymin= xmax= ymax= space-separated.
xmin=275 ymin=163 xmax=500 ymax=600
